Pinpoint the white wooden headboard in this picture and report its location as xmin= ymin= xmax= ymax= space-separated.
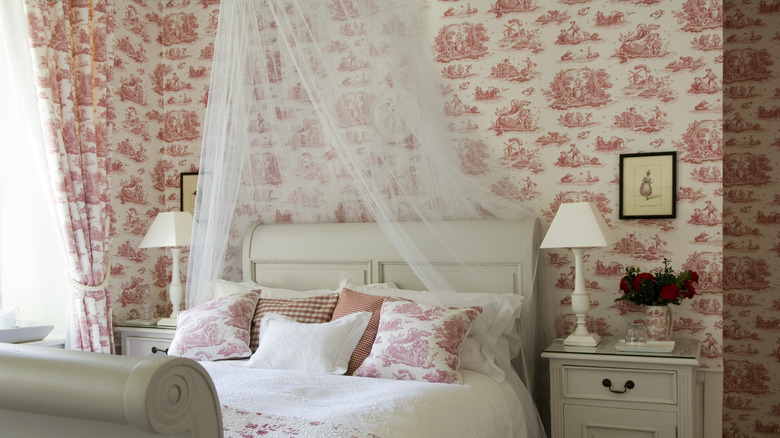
xmin=242 ymin=218 xmax=540 ymax=299
xmin=242 ymin=218 xmax=543 ymax=397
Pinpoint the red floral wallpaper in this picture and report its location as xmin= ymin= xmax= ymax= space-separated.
xmin=722 ymin=1 xmax=780 ymax=435
xmin=101 ymin=0 xmax=778 ymax=434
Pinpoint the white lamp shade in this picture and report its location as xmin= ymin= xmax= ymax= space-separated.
xmin=540 ymin=202 xmax=616 ymax=249
xmin=140 ymin=211 xmax=193 ymax=248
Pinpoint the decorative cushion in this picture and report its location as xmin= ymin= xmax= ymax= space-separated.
xmin=249 ymin=294 xmax=339 ymax=351
xmin=339 ymin=276 xmax=522 ymax=382
xmin=330 ymin=288 xmax=386 ymax=375
xmin=246 ymin=312 xmax=371 ymax=374
xmin=354 ymin=298 xmax=482 ymax=384
xmin=168 ymin=290 xmax=261 ymax=361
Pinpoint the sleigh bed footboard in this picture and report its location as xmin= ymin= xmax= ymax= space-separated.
xmin=0 ymin=343 xmax=222 ymax=438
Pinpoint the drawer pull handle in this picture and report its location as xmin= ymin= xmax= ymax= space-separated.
xmin=601 ymin=378 xmax=634 ymax=393
xmin=151 ymin=346 xmax=169 ymax=355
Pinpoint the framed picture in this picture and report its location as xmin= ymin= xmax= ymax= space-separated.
xmin=619 ymin=152 xmax=676 ymax=219
xmin=180 ymin=172 xmax=199 ymax=215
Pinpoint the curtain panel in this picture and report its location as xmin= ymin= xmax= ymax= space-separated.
xmin=23 ymin=0 xmax=116 ymax=352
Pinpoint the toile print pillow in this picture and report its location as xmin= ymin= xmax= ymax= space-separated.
xmin=168 ymin=290 xmax=261 ymax=361
xmin=338 ymin=276 xmax=523 ymax=382
xmin=354 ymin=297 xmax=482 ymax=384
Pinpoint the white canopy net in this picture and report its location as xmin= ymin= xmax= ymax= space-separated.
xmin=189 ymin=1 xmax=544 ymax=435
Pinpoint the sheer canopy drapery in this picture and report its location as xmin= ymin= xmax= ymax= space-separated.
xmin=190 ymin=0 xmax=538 ymax=311
xmin=191 ymin=1 xmax=544 ymax=435
xmin=22 ymin=0 xmax=116 ymax=352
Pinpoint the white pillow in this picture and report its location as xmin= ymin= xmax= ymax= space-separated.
xmin=257 ymin=286 xmax=335 ymax=299
xmin=246 ymin=312 xmax=371 ymax=374
xmin=339 ymin=275 xmax=522 ymax=382
xmin=339 ymin=275 xmax=522 ymax=342
xmin=214 ymin=279 xmax=334 ymax=299
xmin=459 ymin=338 xmax=504 ymax=381
xmin=337 ymin=272 xmax=397 ymax=291
xmin=214 ymin=279 xmax=260 ymax=298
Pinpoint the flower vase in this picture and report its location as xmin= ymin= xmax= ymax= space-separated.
xmin=645 ymin=305 xmax=671 ymax=341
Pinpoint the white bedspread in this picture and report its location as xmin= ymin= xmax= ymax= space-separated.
xmin=201 ymin=361 xmax=527 ymax=438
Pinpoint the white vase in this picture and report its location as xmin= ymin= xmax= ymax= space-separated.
xmin=645 ymin=305 xmax=671 ymax=341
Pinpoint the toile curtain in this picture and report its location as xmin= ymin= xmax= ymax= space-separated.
xmin=23 ymin=0 xmax=115 ymax=353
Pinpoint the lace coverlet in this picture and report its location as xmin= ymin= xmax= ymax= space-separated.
xmin=222 ymin=405 xmax=378 ymax=437
xmin=201 ymin=361 xmax=525 ymax=438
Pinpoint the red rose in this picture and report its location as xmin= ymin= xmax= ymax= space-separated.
xmin=688 ymin=271 xmax=699 ymax=283
xmin=683 ymin=280 xmax=696 ymax=298
xmin=619 ymin=277 xmax=631 ymax=294
xmin=660 ymin=284 xmax=680 ymax=301
xmin=633 ymin=273 xmax=655 ymax=291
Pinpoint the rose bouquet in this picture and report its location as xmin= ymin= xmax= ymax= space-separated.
xmin=615 ymin=258 xmax=699 ymax=307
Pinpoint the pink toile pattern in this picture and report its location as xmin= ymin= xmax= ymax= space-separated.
xmin=168 ymin=291 xmax=261 ymax=361
xmin=355 ymin=298 xmax=482 ymax=384
xmin=23 ymin=0 xmax=116 ymax=352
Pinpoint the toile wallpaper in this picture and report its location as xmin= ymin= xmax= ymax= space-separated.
xmin=102 ymin=0 xmax=778 ymax=434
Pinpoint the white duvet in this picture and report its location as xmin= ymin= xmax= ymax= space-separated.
xmin=201 ymin=361 xmax=528 ymax=438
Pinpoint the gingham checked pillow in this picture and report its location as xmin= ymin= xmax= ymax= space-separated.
xmin=249 ymin=293 xmax=339 ymax=352
xmin=330 ymin=288 xmax=386 ymax=375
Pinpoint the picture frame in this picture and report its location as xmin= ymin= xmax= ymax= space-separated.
xmin=619 ymin=151 xmax=676 ymax=219
xmin=180 ymin=171 xmax=199 ymax=215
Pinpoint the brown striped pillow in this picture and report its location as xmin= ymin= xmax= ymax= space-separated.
xmin=330 ymin=288 xmax=386 ymax=375
xmin=249 ymin=293 xmax=339 ymax=352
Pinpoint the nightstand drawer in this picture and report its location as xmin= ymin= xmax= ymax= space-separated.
xmin=563 ymin=365 xmax=677 ymax=405
xmin=115 ymin=326 xmax=176 ymax=357
xmin=125 ymin=336 xmax=172 ymax=357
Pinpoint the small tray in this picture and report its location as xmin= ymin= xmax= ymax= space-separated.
xmin=0 ymin=325 xmax=54 ymax=343
xmin=615 ymin=340 xmax=676 ymax=353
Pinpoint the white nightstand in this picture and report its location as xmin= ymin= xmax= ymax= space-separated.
xmin=115 ymin=325 xmax=176 ymax=357
xmin=24 ymin=337 xmax=66 ymax=349
xmin=542 ymin=339 xmax=700 ymax=438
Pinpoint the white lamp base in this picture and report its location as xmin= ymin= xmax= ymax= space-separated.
xmin=564 ymin=332 xmax=601 ymax=347
xmin=157 ymin=317 xmax=178 ymax=328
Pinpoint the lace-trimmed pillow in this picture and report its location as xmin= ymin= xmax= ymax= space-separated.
xmin=247 ymin=312 xmax=371 ymax=374
xmin=169 ymin=290 xmax=261 ymax=361
xmin=249 ymin=294 xmax=340 ymax=351
xmin=354 ymin=297 xmax=482 ymax=384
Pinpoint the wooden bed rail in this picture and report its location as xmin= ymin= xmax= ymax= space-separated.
xmin=0 ymin=343 xmax=222 ymax=438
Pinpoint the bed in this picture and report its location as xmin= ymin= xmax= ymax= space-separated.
xmin=0 ymin=218 xmax=543 ymax=438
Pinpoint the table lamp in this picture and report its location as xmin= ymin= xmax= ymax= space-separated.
xmin=540 ymin=202 xmax=616 ymax=346
xmin=140 ymin=211 xmax=193 ymax=327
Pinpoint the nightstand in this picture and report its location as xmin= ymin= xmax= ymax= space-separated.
xmin=542 ymin=339 xmax=700 ymax=438
xmin=114 ymin=325 xmax=176 ymax=357
xmin=24 ymin=337 xmax=66 ymax=349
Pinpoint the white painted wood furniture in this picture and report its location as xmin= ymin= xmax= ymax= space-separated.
xmin=24 ymin=337 xmax=65 ymax=348
xmin=0 ymin=218 xmax=542 ymax=438
xmin=115 ymin=326 xmax=176 ymax=357
xmin=542 ymin=339 xmax=700 ymax=438
xmin=0 ymin=343 xmax=221 ymax=437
